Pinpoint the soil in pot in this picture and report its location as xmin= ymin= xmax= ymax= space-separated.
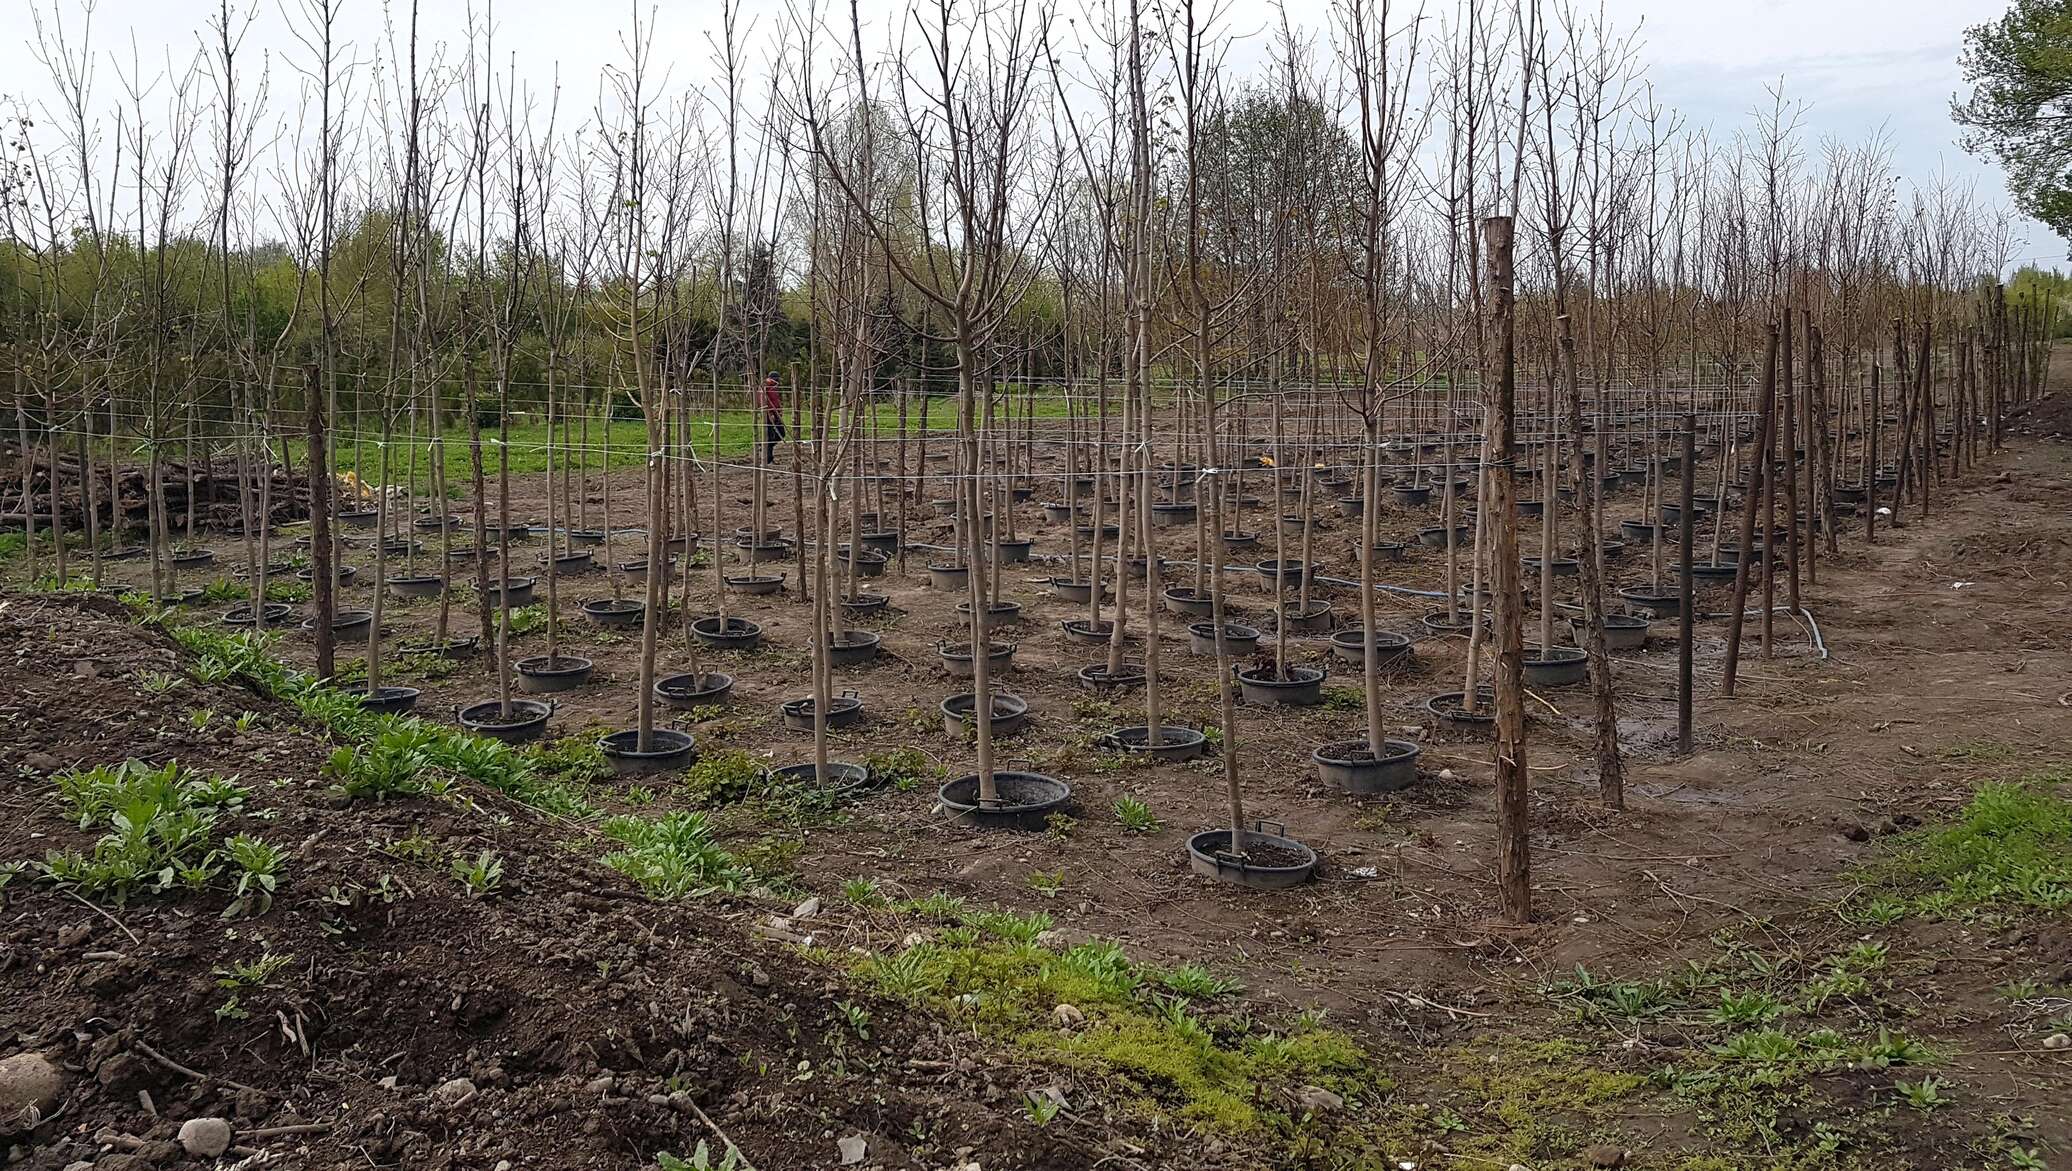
xmin=597 ymin=729 xmax=697 ymax=776
xmin=779 ymin=694 xmax=864 ymax=731
xmin=357 ymin=686 xmax=421 ymax=715
xmin=939 ymin=692 xmax=1030 ymax=740
xmin=1186 ymin=826 xmax=1318 ymax=889
xmin=655 ymin=671 xmax=734 ymax=709
xmin=1105 ymin=725 xmax=1208 ymax=761
xmin=691 ymin=615 xmax=763 ymax=650
xmin=516 ymin=654 xmax=595 ymax=693
xmin=583 ymin=597 xmax=646 ymax=628
xmin=937 ymin=771 xmax=1073 ymax=831
xmin=457 ymin=698 xmax=552 ymax=744
xmin=1077 ymin=663 xmax=1146 ymax=690
xmin=955 ymin=600 xmax=1024 ymax=629
xmin=1313 ymin=738 xmax=1420 ymax=794
xmin=1424 ymin=688 xmax=1498 ymax=733
xmin=222 ymin=602 xmax=295 ymax=627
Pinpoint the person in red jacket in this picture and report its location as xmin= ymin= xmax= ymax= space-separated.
xmin=760 ymin=373 xmax=785 ymax=462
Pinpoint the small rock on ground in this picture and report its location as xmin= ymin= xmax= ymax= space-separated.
xmin=178 ymin=1116 xmax=234 ymax=1158
xmin=0 ymin=1051 xmax=64 ymax=1125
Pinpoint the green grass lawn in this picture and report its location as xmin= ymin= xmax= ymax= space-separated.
xmin=323 ymin=395 xmax=1074 ymax=494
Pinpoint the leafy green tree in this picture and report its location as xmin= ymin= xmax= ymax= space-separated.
xmin=1954 ymin=0 xmax=2072 ymax=242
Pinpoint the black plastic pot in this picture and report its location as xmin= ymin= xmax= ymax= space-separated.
xmin=662 ymin=533 xmax=700 ymax=556
xmin=1186 ymin=822 xmax=1318 ymax=889
xmin=1619 ymin=519 xmax=1661 ymax=543
xmin=839 ymin=592 xmax=889 ymax=617
xmin=937 ymin=771 xmax=1073 ymax=831
xmin=1042 ymin=502 xmax=1075 ymax=523
xmin=1329 ymin=628 xmax=1413 ymax=669
xmin=1336 ymin=496 xmax=1365 ymax=518
xmin=1278 ymin=600 xmax=1335 ymax=633
xmin=479 ymin=577 xmax=537 ymax=608
xmin=691 ymin=615 xmax=763 ymax=650
xmin=858 ymin=531 xmax=900 ymax=555
xmin=772 ymin=761 xmax=872 ymax=791
xmin=297 ymin=564 xmax=358 ymax=584
xmin=655 ymin=671 xmax=735 ymax=709
xmin=1314 ymin=738 xmax=1420 ymax=794
xmin=1570 ymin=613 xmax=1648 ymax=651
xmin=1523 ymin=556 xmax=1580 ymax=577
xmin=598 ymin=728 xmax=697 ymax=776
xmin=567 ymin=528 xmax=608 ymax=546
xmin=825 ymin=630 xmax=883 ymax=666
xmin=302 ymin=609 xmax=374 ymax=636
xmin=1188 ymin=621 xmax=1261 ymax=656
xmin=418 ymin=514 xmax=463 ymax=532
xmin=1237 ymin=665 xmax=1325 ymax=706
xmin=1060 ymin=618 xmax=1129 ymax=646
xmin=384 ymin=575 xmax=443 ymax=600
xmin=838 ymin=547 xmax=888 ymax=578
xmin=357 ymin=686 xmax=421 ymax=715
xmin=1124 ymin=556 xmax=1165 ymax=580
xmin=1370 ymin=542 xmax=1408 ymax=563
xmin=927 ymin=563 xmax=970 ymax=591
xmin=457 ymin=698 xmax=552 ymax=744
xmin=1150 ymin=503 xmax=1197 ymax=529
xmin=955 ymin=600 xmax=1024 ymax=630
xmin=779 ymin=694 xmax=864 ymax=732
xmin=1105 ymin=725 xmax=1209 ymax=761
xmin=1221 ymin=530 xmax=1261 ymax=552
xmin=1515 ymin=499 xmax=1544 ymax=518
xmin=724 ymin=573 xmax=786 ymax=596
xmin=992 ymin=538 xmax=1034 ymax=564
xmin=1522 ymin=646 xmax=1589 ymax=687
xmin=1254 ymin=558 xmax=1312 ymax=588
xmin=939 ymin=692 xmax=1030 ymax=740
xmin=336 ymin=508 xmax=380 ymax=529
xmin=739 ymin=540 xmax=792 ymax=564
xmin=939 ymin=640 xmax=1015 ymax=679
xmin=1424 ymin=688 xmax=1497 ymax=733
xmin=1420 ymin=610 xmax=1484 ymax=637
xmin=1162 ymin=587 xmax=1215 ymax=619
xmin=1077 ymin=663 xmax=1146 ymax=690
xmin=1393 ymin=484 xmax=1433 ymax=507
xmin=1048 ymin=578 xmax=1106 ymax=604
xmin=583 ymin=597 xmax=646 ymax=629
xmin=516 ymin=654 xmax=595 ymax=693
xmin=1418 ymin=525 xmax=1470 ymax=548
xmin=542 ymin=549 xmax=595 ymax=573
xmin=1617 ymin=586 xmax=1683 ymax=618
xmin=171 ymin=548 xmax=217 ymax=569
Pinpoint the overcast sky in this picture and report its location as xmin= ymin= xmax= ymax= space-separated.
xmin=2 ymin=0 xmax=2051 ymax=264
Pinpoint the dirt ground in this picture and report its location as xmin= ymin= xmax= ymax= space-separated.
xmin=2 ymin=382 xmax=2069 ymax=1170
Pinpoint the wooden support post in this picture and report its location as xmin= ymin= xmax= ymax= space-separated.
xmin=1481 ymin=216 xmax=1530 ymax=925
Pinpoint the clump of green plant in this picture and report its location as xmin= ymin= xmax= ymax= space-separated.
xmin=842 ymin=877 xmax=888 ymax=907
xmin=683 ymin=749 xmax=769 ymax=805
xmin=600 ymin=811 xmax=748 ymax=899
xmin=323 ymin=725 xmax=447 ymax=801
xmin=1867 ymin=777 xmax=2072 ymax=917
xmin=533 ymin=734 xmax=611 ymax=785
xmin=221 ymin=833 xmax=283 ymax=917
xmin=1114 ymin=795 xmax=1159 ymax=834
xmin=39 ymin=761 xmax=251 ymax=903
xmin=451 ymin=849 xmax=505 ymax=897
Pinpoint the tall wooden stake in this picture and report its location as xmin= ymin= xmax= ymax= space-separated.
xmin=1482 ymin=216 xmax=1530 ymax=924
